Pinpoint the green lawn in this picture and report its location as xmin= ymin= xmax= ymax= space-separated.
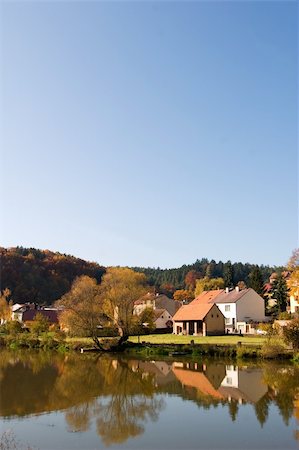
xmin=128 ymin=334 xmax=267 ymax=345
xmin=66 ymin=334 xmax=267 ymax=346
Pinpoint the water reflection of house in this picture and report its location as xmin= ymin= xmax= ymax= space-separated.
xmin=172 ymin=362 xmax=224 ymax=399
xmin=171 ymin=362 xmax=267 ymax=405
xmin=129 ymin=360 xmax=177 ymax=386
xmin=219 ymin=365 xmax=268 ymax=404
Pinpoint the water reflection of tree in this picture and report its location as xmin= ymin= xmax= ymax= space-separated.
xmin=94 ymin=358 xmax=164 ymax=445
xmin=262 ymin=365 xmax=299 ymax=426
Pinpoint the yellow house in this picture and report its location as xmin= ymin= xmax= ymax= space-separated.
xmin=172 ymin=303 xmax=225 ymax=336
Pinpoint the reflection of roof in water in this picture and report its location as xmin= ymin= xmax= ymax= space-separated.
xmin=172 ymin=368 xmax=223 ymax=399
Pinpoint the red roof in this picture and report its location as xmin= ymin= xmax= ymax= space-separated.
xmin=173 ymin=303 xmax=215 ymax=321
xmin=22 ymin=310 xmax=58 ymax=323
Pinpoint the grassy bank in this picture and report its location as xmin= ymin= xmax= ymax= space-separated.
xmin=128 ymin=334 xmax=267 ymax=345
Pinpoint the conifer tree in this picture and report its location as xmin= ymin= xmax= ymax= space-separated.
xmin=249 ymin=265 xmax=264 ymax=296
xmin=271 ymin=274 xmax=289 ymax=313
xmin=223 ymin=261 xmax=234 ymax=288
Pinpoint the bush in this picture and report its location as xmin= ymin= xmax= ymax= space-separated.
xmin=2 ymin=321 xmax=24 ymax=335
xmin=261 ymin=339 xmax=289 ymax=359
xmin=236 ymin=346 xmax=260 ymax=359
xmin=283 ymin=318 xmax=299 ymax=350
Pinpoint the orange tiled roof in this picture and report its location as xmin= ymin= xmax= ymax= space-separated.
xmin=193 ymin=290 xmax=225 ymax=304
xmin=173 ymin=368 xmax=223 ymax=399
xmin=172 ymin=302 xmax=215 ymax=321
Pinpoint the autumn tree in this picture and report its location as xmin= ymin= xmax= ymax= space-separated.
xmin=194 ymin=277 xmax=225 ymax=297
xmin=0 ymin=289 xmax=12 ymax=324
xmin=56 ymin=276 xmax=105 ymax=349
xmin=101 ymin=268 xmax=148 ymax=344
xmin=30 ymin=313 xmax=50 ymax=336
xmin=184 ymin=270 xmax=202 ymax=290
xmin=283 ymin=318 xmax=299 ymax=350
xmin=173 ymin=289 xmax=194 ymax=303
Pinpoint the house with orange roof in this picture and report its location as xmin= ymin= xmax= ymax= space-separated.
xmin=192 ymin=287 xmax=266 ymax=334
xmin=172 ymin=302 xmax=225 ymax=336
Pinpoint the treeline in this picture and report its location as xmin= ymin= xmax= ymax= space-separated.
xmin=132 ymin=258 xmax=284 ymax=294
xmin=0 ymin=247 xmax=284 ymax=304
xmin=0 ymin=247 xmax=105 ymax=305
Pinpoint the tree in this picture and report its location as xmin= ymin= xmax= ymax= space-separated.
xmin=56 ymin=276 xmax=105 ymax=349
xmin=223 ymin=261 xmax=234 ymax=288
xmin=283 ymin=318 xmax=299 ymax=350
xmin=101 ymin=268 xmax=147 ymax=344
xmin=30 ymin=313 xmax=50 ymax=336
xmin=173 ymin=289 xmax=194 ymax=303
xmin=249 ymin=265 xmax=264 ymax=295
xmin=271 ymin=274 xmax=289 ymax=313
xmin=194 ymin=277 xmax=224 ymax=297
xmin=184 ymin=270 xmax=202 ymax=290
xmin=0 ymin=289 xmax=12 ymax=324
xmin=137 ymin=308 xmax=156 ymax=334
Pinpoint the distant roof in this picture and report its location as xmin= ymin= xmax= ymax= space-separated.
xmin=173 ymin=303 xmax=215 ymax=321
xmin=193 ymin=288 xmax=254 ymax=305
xmin=22 ymin=309 xmax=58 ymax=323
xmin=153 ymin=308 xmax=166 ymax=319
xmin=193 ymin=290 xmax=224 ymax=304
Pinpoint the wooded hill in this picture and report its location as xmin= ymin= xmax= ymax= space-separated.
xmin=1 ymin=247 xmax=283 ymax=304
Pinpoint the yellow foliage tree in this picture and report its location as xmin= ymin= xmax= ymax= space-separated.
xmin=100 ymin=268 xmax=147 ymax=344
xmin=194 ymin=277 xmax=224 ymax=297
xmin=56 ymin=276 xmax=105 ymax=349
xmin=173 ymin=289 xmax=194 ymax=303
xmin=0 ymin=289 xmax=12 ymax=324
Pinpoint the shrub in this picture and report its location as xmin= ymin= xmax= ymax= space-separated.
xmin=283 ymin=318 xmax=299 ymax=350
xmin=236 ymin=346 xmax=260 ymax=359
xmin=261 ymin=339 xmax=288 ymax=359
xmin=2 ymin=321 xmax=24 ymax=335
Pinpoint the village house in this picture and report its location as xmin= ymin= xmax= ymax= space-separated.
xmin=134 ymin=293 xmax=181 ymax=330
xmin=172 ymin=302 xmax=225 ymax=336
xmin=176 ymin=287 xmax=266 ymax=335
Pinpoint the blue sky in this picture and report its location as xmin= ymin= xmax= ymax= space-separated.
xmin=1 ymin=1 xmax=298 ymax=268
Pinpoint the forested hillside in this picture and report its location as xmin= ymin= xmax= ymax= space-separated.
xmin=0 ymin=247 xmax=283 ymax=304
xmin=133 ymin=259 xmax=283 ymax=295
xmin=0 ymin=247 xmax=105 ymax=305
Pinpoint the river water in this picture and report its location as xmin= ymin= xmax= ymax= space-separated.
xmin=0 ymin=350 xmax=298 ymax=449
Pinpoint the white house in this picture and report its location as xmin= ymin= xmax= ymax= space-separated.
xmin=154 ymin=309 xmax=173 ymax=330
xmin=192 ymin=287 xmax=266 ymax=334
xmin=290 ymin=294 xmax=299 ymax=314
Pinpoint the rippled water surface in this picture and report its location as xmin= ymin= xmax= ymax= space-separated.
xmin=0 ymin=350 xmax=299 ymax=449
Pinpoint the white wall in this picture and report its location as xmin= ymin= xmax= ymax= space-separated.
xmin=155 ymin=311 xmax=172 ymax=329
xmin=290 ymin=295 xmax=299 ymax=314
xmin=216 ymin=303 xmax=237 ymax=327
xmin=236 ymin=290 xmax=265 ymax=322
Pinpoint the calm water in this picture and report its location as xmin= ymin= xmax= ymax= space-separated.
xmin=0 ymin=350 xmax=299 ymax=450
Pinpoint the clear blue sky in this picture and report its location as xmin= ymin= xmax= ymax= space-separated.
xmin=1 ymin=1 xmax=298 ymax=268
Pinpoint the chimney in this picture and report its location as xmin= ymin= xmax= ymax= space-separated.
xmin=225 ymin=287 xmax=229 ymax=294
xmin=235 ymin=286 xmax=239 ymax=292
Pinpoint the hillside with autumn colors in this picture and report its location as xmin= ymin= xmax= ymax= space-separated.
xmin=0 ymin=246 xmax=283 ymax=306
xmin=0 ymin=247 xmax=105 ymax=305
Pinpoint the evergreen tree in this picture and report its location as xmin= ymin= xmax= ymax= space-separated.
xmin=249 ymin=265 xmax=264 ymax=295
xmin=271 ymin=274 xmax=289 ymax=313
xmin=223 ymin=261 xmax=234 ymax=288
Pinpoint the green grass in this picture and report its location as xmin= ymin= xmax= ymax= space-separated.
xmin=128 ymin=334 xmax=267 ymax=345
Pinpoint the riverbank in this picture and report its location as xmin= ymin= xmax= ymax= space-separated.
xmin=0 ymin=333 xmax=296 ymax=361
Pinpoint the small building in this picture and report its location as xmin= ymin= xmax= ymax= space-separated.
xmin=154 ymin=309 xmax=173 ymax=330
xmin=172 ymin=303 xmax=225 ymax=336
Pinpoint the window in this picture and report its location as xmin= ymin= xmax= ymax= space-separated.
xmin=211 ymin=314 xmax=214 ymax=318
xmin=226 ymin=377 xmax=232 ymax=385
xmin=225 ymin=318 xmax=231 ymax=325
xmin=225 ymin=305 xmax=230 ymax=312
xmin=217 ymin=314 xmax=219 ymax=318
